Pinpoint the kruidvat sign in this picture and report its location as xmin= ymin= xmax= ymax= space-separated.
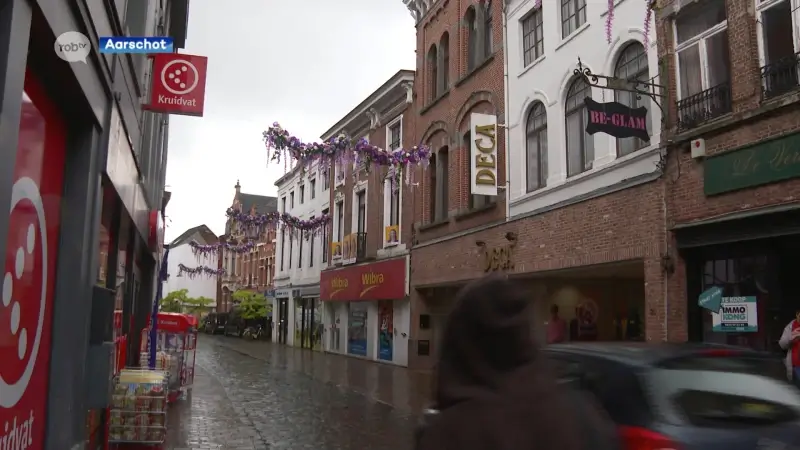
xmin=144 ymin=53 xmax=209 ymax=117
xmin=584 ymin=97 xmax=649 ymax=141
xmin=470 ymin=113 xmax=498 ymax=196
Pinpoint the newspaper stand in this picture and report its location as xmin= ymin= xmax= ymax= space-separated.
xmin=139 ymin=312 xmax=197 ymax=403
xmin=107 ymin=368 xmax=169 ymax=449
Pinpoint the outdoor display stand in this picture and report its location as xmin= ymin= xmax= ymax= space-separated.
xmin=107 ymin=369 xmax=168 ymax=448
xmin=139 ymin=312 xmax=198 ymax=403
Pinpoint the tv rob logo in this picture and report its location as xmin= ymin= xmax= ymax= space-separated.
xmin=53 ymin=31 xmax=91 ymax=64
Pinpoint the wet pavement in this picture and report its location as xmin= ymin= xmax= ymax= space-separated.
xmin=165 ymin=335 xmax=430 ymax=449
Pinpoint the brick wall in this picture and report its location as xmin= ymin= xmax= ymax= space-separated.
xmin=411 ymin=0 xmax=507 ymax=243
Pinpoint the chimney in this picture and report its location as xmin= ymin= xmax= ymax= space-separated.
xmin=235 ymin=179 xmax=241 ymax=196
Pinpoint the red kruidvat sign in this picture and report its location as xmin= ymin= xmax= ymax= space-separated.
xmin=144 ymin=53 xmax=208 ymax=117
xmin=320 ymin=257 xmax=406 ymax=301
xmin=0 ymin=70 xmax=67 ymax=449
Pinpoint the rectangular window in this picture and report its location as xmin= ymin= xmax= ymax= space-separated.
xmin=288 ymin=234 xmax=293 ymax=269
xmin=757 ymin=0 xmax=799 ymax=98
xmin=322 ymin=168 xmax=330 ymax=190
xmin=674 ymin=0 xmax=731 ymax=129
xmin=390 ymin=186 xmax=400 ymax=226
xmin=309 ymin=216 xmax=315 ymax=267
xmin=290 ymin=192 xmax=295 ymax=209
xmin=300 ymin=185 xmax=305 ymax=204
xmin=298 ymin=233 xmax=303 ymax=268
xmin=280 ymin=230 xmax=285 ymax=271
xmin=522 ymin=7 xmax=544 ymax=66
xmin=336 ymin=201 xmax=344 ymax=240
xmin=357 ymin=191 xmax=366 ymax=233
xmin=281 ymin=197 xmax=286 ymax=213
xmin=322 ymin=208 xmax=329 ymax=263
xmin=310 ymin=179 xmax=316 ymax=199
xmin=389 ymin=122 xmax=401 ymax=151
xmin=561 ymin=0 xmax=586 ymax=39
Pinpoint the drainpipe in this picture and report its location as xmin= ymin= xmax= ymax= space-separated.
xmin=502 ymin=1 xmax=512 ymax=222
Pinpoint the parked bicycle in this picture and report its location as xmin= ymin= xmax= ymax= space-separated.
xmin=242 ymin=324 xmax=264 ymax=340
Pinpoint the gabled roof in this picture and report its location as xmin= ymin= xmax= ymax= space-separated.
xmin=239 ymin=193 xmax=277 ymax=214
xmin=169 ymin=224 xmax=219 ymax=247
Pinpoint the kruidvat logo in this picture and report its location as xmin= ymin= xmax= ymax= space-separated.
xmin=99 ymin=36 xmax=174 ymax=54
xmin=54 ymin=31 xmax=91 ymax=63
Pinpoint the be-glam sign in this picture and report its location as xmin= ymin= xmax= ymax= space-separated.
xmin=470 ymin=113 xmax=498 ymax=196
xmin=584 ymin=97 xmax=649 ymax=141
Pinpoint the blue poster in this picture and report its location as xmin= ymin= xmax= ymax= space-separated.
xmin=347 ymin=303 xmax=368 ymax=356
xmin=378 ymin=301 xmax=393 ymax=361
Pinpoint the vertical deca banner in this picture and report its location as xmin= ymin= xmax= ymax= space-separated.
xmin=470 ymin=113 xmax=498 ymax=196
xmin=144 ymin=53 xmax=209 ymax=117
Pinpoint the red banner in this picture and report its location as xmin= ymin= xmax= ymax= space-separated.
xmin=0 ymin=70 xmax=67 ymax=450
xmin=320 ymin=257 xmax=406 ymax=301
xmin=144 ymin=53 xmax=208 ymax=116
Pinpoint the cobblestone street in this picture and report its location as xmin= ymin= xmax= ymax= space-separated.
xmin=164 ymin=335 xmax=430 ymax=449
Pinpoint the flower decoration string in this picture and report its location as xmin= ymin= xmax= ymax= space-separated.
xmin=226 ymin=208 xmax=329 ymax=235
xmin=189 ymin=240 xmax=255 ymax=258
xmin=177 ymin=263 xmax=225 ymax=279
xmin=643 ymin=0 xmax=654 ymax=48
xmin=262 ymin=122 xmax=431 ymax=188
xmin=606 ymin=0 xmax=615 ymax=43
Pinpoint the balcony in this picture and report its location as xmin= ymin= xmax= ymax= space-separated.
xmin=761 ymin=52 xmax=800 ymax=100
xmin=676 ymin=82 xmax=732 ymax=132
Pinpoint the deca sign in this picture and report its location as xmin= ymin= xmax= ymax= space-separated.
xmin=144 ymin=53 xmax=208 ymax=117
xmin=470 ymin=113 xmax=498 ymax=197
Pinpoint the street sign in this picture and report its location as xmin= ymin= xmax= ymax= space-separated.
xmin=698 ymin=286 xmax=723 ymax=313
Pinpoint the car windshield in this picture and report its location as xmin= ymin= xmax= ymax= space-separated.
xmin=647 ymin=354 xmax=800 ymax=428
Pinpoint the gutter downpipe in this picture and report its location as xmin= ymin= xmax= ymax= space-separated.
xmin=502 ymin=1 xmax=512 ymax=222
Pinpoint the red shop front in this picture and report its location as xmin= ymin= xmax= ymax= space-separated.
xmin=320 ymin=256 xmax=409 ymax=365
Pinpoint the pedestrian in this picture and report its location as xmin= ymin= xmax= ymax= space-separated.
xmin=546 ymin=304 xmax=567 ymax=344
xmin=415 ymin=274 xmax=620 ymax=450
xmin=778 ymin=307 xmax=800 ymax=388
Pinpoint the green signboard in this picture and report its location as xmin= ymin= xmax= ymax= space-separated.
xmin=704 ymin=132 xmax=800 ymax=196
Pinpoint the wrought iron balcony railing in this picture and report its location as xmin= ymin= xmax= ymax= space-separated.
xmin=676 ymin=82 xmax=732 ymax=132
xmin=761 ymin=52 xmax=800 ymax=100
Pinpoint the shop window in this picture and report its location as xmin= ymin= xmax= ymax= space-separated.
xmin=700 ymin=256 xmax=769 ymax=349
xmin=419 ymin=314 xmax=431 ymax=329
xmin=417 ymin=339 xmax=431 ymax=356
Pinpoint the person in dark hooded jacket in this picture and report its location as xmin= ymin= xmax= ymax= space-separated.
xmin=415 ymin=274 xmax=620 ymax=450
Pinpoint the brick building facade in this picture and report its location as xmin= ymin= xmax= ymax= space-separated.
xmin=218 ymin=181 xmax=277 ymax=312
xmin=656 ymin=0 xmax=800 ymax=351
xmin=317 ymin=70 xmax=415 ymax=366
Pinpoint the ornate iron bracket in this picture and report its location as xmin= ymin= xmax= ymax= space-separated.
xmin=574 ymin=58 xmax=666 ymax=113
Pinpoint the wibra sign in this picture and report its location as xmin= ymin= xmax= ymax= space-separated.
xmin=144 ymin=53 xmax=208 ymax=117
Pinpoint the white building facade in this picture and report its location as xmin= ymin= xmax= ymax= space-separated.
xmin=504 ymin=0 xmax=663 ymax=217
xmin=272 ymin=162 xmax=331 ymax=350
xmin=164 ymin=224 xmax=219 ymax=303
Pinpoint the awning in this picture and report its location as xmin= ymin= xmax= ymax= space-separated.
xmin=672 ymin=202 xmax=800 ymax=249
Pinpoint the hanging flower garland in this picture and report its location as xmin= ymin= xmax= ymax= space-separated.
xmin=532 ymin=0 xmax=653 ymax=45
xmin=643 ymin=0 xmax=655 ymax=48
xmin=189 ymin=240 xmax=255 ymax=258
xmin=177 ymin=263 xmax=226 ymax=279
xmin=262 ymin=122 xmax=431 ymax=189
xmin=225 ymin=208 xmax=330 ymax=237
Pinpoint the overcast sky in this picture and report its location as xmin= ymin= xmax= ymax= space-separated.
xmin=164 ymin=0 xmax=416 ymax=241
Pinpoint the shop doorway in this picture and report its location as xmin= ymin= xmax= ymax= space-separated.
xmin=377 ymin=301 xmax=394 ymax=361
xmin=277 ymin=298 xmax=288 ymax=344
xmin=298 ymin=298 xmax=320 ymax=350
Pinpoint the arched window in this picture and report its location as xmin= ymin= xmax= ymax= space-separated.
xmin=565 ymin=77 xmax=594 ymax=177
xmin=439 ymin=33 xmax=450 ymax=91
xmin=614 ymin=42 xmax=650 ymax=156
xmin=436 ymin=147 xmax=450 ymax=220
xmin=427 ymin=44 xmax=438 ymax=100
xmin=483 ymin=0 xmax=493 ymax=57
xmin=526 ymin=102 xmax=548 ymax=191
xmin=428 ymin=152 xmax=437 ymax=223
xmin=465 ymin=7 xmax=478 ymax=71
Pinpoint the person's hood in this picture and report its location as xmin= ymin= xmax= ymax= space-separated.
xmin=433 ymin=275 xmax=541 ymax=409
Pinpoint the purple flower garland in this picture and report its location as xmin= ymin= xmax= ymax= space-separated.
xmin=225 ymin=208 xmax=330 ymax=234
xmin=189 ymin=240 xmax=254 ymax=258
xmin=177 ymin=263 xmax=226 ymax=279
xmin=262 ymin=122 xmax=431 ymax=188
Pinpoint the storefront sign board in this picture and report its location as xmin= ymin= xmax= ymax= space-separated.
xmin=470 ymin=113 xmax=498 ymax=196
xmin=704 ymin=132 xmax=800 ymax=196
xmin=584 ymin=97 xmax=649 ymax=141
xmin=320 ymin=257 xmax=406 ymax=301
xmin=698 ymin=286 xmax=722 ymax=313
xmin=711 ymin=296 xmax=758 ymax=332
xmin=144 ymin=53 xmax=208 ymax=117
